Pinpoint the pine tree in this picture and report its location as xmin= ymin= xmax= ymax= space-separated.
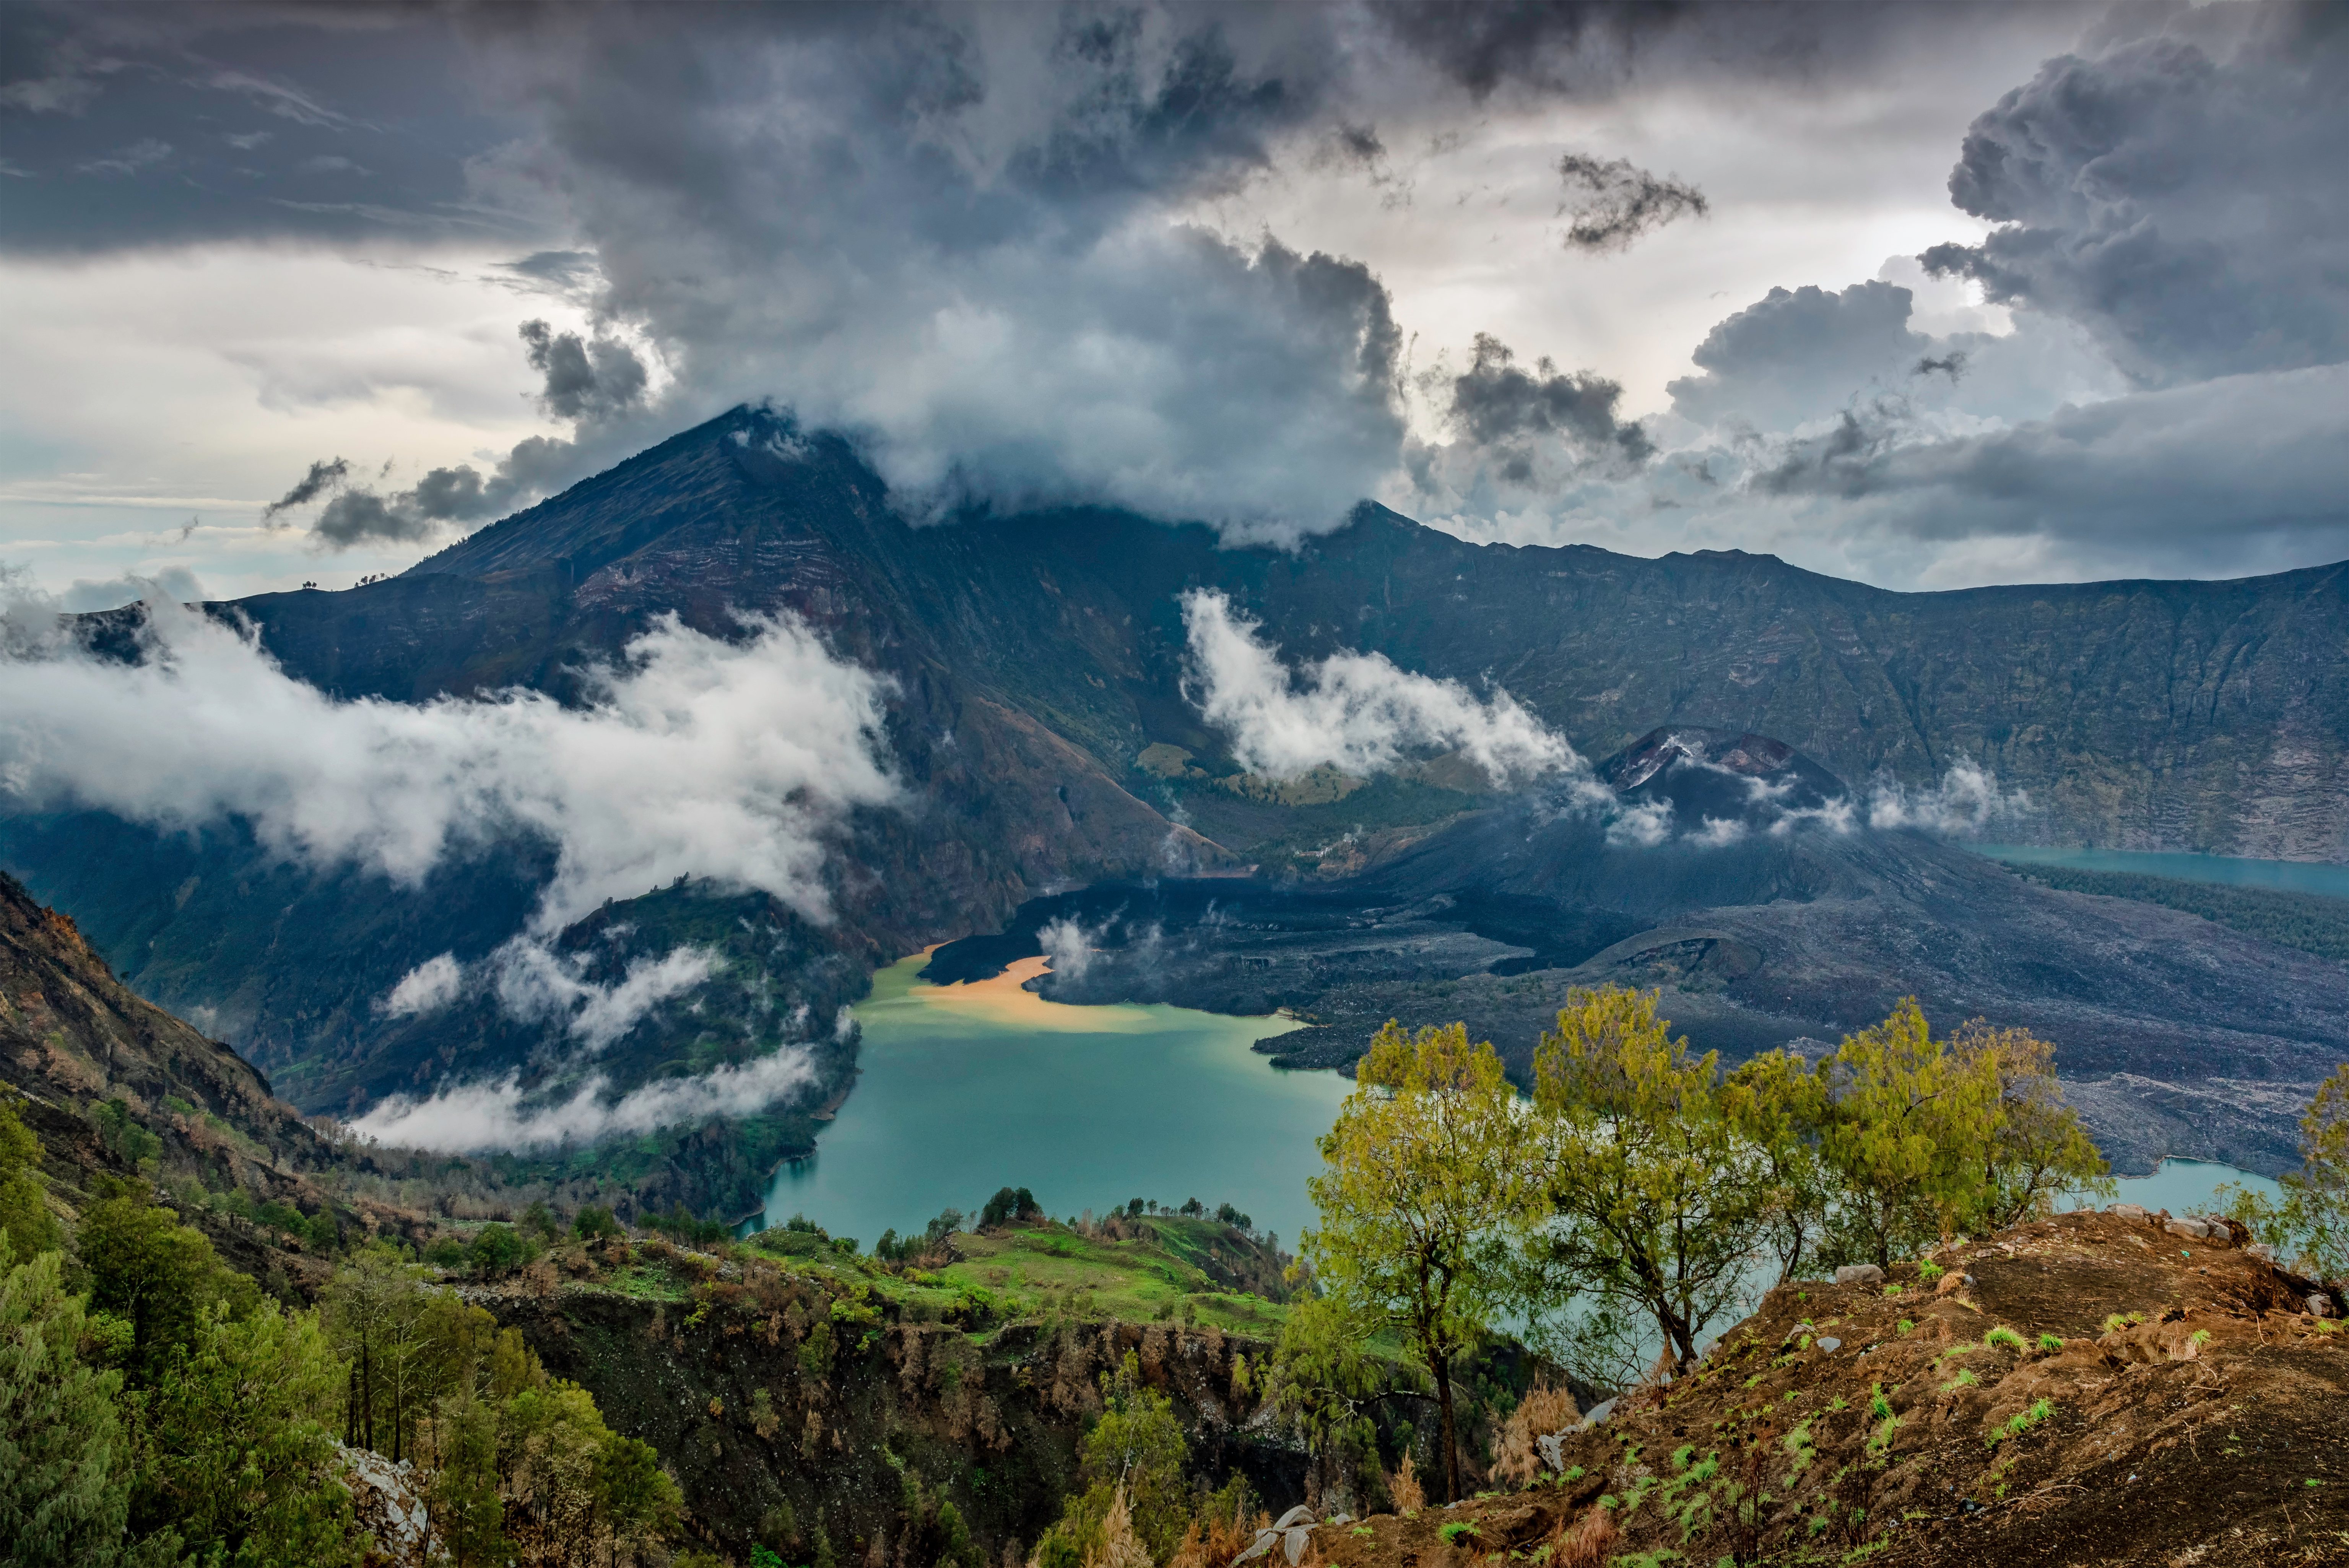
xmin=0 ymin=1241 xmax=157 ymax=1567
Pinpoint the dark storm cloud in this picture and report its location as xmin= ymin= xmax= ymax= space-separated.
xmin=1921 ymin=2 xmax=2349 ymax=384
xmin=1669 ymin=281 xmax=1929 ymax=426
xmin=519 ymin=319 xmax=647 ymax=422
xmin=1555 ymin=152 xmax=1707 ymax=251
xmin=260 ymin=456 xmax=350 ymax=523
xmin=1366 ymin=0 xmax=2093 ymax=99
xmin=0 ymin=0 xmax=522 ymax=253
xmin=434 ymin=1 xmax=1414 ymax=539
xmin=1447 ymin=333 xmax=1651 ymax=467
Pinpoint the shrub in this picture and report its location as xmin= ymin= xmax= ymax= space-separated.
xmin=470 ymin=1224 xmax=530 ymax=1276
xmin=1983 ymin=1326 xmax=2027 ymax=1352
xmin=2037 ymin=1332 xmax=2063 ymax=1352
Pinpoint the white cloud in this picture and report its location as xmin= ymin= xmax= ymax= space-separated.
xmin=1036 ymin=916 xmax=1096 ymax=983
xmin=349 ymin=1046 xmax=819 ymax=1153
xmin=1179 ymin=588 xmax=1572 ymax=785
xmin=1604 ymin=798 xmax=1675 ymax=848
xmin=0 ymin=591 xmax=898 ymax=931
xmin=490 ymin=938 xmax=716 ymax=1051
xmin=379 ymin=952 xmax=462 ymax=1019
xmin=1867 ymin=759 xmax=2028 ymax=835
xmin=60 ymin=565 xmax=207 ymax=613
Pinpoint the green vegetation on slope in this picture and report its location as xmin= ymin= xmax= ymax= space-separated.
xmin=2015 ymin=864 xmax=2349 ymax=966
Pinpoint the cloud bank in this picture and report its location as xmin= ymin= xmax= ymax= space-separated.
xmin=0 ymin=593 xmax=897 ymax=931
xmin=1180 ymin=588 xmax=1571 ymax=784
xmin=349 ymin=1046 xmax=821 ymax=1154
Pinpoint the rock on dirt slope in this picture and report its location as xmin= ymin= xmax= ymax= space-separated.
xmin=1295 ymin=1210 xmax=2346 ymax=1567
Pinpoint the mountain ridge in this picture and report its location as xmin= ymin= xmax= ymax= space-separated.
xmin=8 ymin=405 xmax=2349 ymax=1207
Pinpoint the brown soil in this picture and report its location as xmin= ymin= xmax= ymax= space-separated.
xmin=1296 ymin=1211 xmax=2349 ymax=1566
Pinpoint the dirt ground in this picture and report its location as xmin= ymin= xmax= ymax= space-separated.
xmin=1293 ymin=1211 xmax=2349 ymax=1566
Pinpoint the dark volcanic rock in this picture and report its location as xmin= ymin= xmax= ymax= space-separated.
xmin=1597 ymin=725 xmax=1850 ymax=826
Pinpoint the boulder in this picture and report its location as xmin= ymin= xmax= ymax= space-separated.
xmin=2109 ymin=1203 xmax=2149 ymax=1220
xmin=1815 ymin=1336 xmax=1843 ymax=1353
xmin=2310 ymin=1293 xmax=2336 ymax=1319
xmin=1577 ymin=1396 xmax=1619 ymax=1429
xmin=1272 ymin=1507 xmax=1315 ymax=1531
xmin=2165 ymin=1218 xmax=2210 ymax=1240
xmin=1232 ymin=1531 xmax=1278 ymax=1565
xmin=1835 ymin=1264 xmax=1887 ymax=1287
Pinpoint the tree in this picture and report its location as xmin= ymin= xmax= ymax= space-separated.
xmin=78 ymin=1189 xmax=227 ymax=1383
xmin=134 ymin=1297 xmax=364 ymax=1567
xmin=1813 ymin=999 xmax=2004 ymax=1267
xmin=574 ymin=1206 xmax=623 ymax=1242
xmin=1721 ymin=1047 xmax=1832 ymax=1285
xmin=1952 ymin=1020 xmax=2112 ymax=1230
xmin=0 ymin=1099 xmax=61 ymax=1261
xmin=469 ymin=1223 xmax=530 ymax=1276
xmin=594 ymin=1431 xmax=681 ymax=1565
xmin=1302 ymin=1020 xmax=1526 ymax=1503
xmin=1264 ymin=1293 xmax=1388 ymax=1513
xmin=1530 ymin=987 xmax=1765 ymax=1374
xmin=1034 ymin=1352 xmax=1190 ymax=1566
xmin=0 ymin=1240 xmax=161 ymax=1567
xmin=2227 ymin=1062 xmax=2349 ymax=1285
xmin=324 ymin=1243 xmax=438 ymax=1462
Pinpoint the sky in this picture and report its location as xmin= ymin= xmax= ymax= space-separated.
xmin=5 ymin=0 xmax=2348 ymax=604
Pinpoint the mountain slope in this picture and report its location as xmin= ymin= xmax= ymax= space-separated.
xmin=8 ymin=406 xmax=2349 ymax=1198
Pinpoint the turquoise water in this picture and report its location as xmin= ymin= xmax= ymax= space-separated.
xmin=2073 ymin=1156 xmax=2281 ymax=1218
xmin=1977 ymin=844 xmax=2349 ymax=901
xmin=760 ymin=952 xmax=1349 ymax=1251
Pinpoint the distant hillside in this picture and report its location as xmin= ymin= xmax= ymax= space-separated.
xmin=2011 ymin=863 xmax=2349 ymax=967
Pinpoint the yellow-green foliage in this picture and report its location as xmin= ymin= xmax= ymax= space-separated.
xmin=1303 ymin=1020 xmax=1526 ymax=1502
xmin=2224 ymin=1063 xmax=2349 ymax=1282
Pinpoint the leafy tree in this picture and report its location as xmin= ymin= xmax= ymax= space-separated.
xmin=469 ymin=1222 xmax=530 ymax=1276
xmin=133 ymin=1297 xmax=363 ymax=1567
xmin=1265 ymin=1292 xmax=1388 ymax=1512
xmin=1302 ymin=1020 xmax=1526 ymax=1502
xmin=1722 ymin=1048 xmax=1832 ymax=1285
xmin=1813 ymin=999 xmax=2004 ymax=1267
xmin=520 ymin=1200 xmax=561 ymax=1242
xmin=323 ymin=1243 xmax=442 ymax=1462
xmin=0 ymin=1099 xmax=61 ymax=1261
xmin=91 ymin=1099 xmax=162 ymax=1170
xmin=979 ymin=1187 xmax=1039 ymax=1229
xmin=573 ymin=1205 xmax=623 ymax=1241
xmin=430 ymin=1394 xmax=508 ymax=1568
xmin=1530 ymin=986 xmax=1764 ymax=1373
xmin=595 ymin=1430 xmax=681 ymax=1563
xmin=0 ymin=1240 xmax=162 ymax=1567
xmin=78 ymin=1190 xmax=228 ymax=1383
xmin=2227 ymin=1062 xmax=2349 ymax=1285
xmin=1034 ymin=1352 xmax=1190 ymax=1566
xmin=1953 ymin=1020 xmax=2112 ymax=1229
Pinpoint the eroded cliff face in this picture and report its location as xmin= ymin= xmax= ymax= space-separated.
xmin=481 ymin=1283 xmax=1306 ymax=1565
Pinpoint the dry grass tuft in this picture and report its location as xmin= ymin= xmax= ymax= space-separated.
xmin=1548 ymin=1506 xmax=1617 ymax=1568
xmin=1491 ymin=1385 xmax=1581 ymax=1484
xmin=1387 ymin=1449 xmax=1425 ymax=1515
